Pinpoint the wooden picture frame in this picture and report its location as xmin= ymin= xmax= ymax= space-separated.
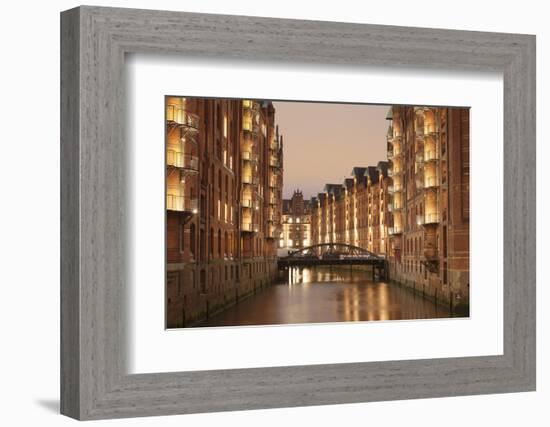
xmin=60 ymin=5 xmax=536 ymax=420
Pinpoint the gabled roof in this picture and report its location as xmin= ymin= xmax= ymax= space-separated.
xmin=324 ymin=183 xmax=342 ymax=194
xmin=350 ymin=166 xmax=368 ymax=178
xmin=377 ymin=161 xmax=389 ymax=177
xmin=366 ymin=166 xmax=379 ymax=184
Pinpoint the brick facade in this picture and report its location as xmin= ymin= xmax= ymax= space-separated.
xmin=310 ymin=163 xmax=391 ymax=257
xmin=387 ymin=106 xmax=470 ymax=313
xmin=165 ymin=97 xmax=284 ymax=327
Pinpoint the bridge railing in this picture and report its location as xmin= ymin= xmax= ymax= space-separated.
xmin=283 ymin=243 xmax=384 ymax=261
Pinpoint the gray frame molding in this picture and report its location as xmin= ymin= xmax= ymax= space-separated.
xmin=60 ymin=5 xmax=536 ymax=420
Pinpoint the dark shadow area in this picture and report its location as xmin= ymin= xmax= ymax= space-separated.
xmin=35 ymin=399 xmax=59 ymax=414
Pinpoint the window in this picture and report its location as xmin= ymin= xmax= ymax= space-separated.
xmin=210 ymin=227 xmax=214 ymax=258
xmin=225 ymin=231 xmax=229 ymax=255
xmin=223 ymin=115 xmax=228 ymax=138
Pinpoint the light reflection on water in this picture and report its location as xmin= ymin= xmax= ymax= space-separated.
xmin=198 ymin=267 xmax=452 ymax=328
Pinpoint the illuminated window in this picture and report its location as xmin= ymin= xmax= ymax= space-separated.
xmin=223 ymin=115 xmax=228 ymax=138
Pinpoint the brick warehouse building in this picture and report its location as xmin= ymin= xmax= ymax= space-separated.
xmin=165 ymin=97 xmax=283 ymax=327
xmin=387 ymin=106 xmax=469 ymax=313
xmin=310 ymin=162 xmax=391 ymax=256
xmin=308 ymin=105 xmax=469 ymax=314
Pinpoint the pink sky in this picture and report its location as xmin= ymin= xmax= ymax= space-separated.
xmin=272 ymin=101 xmax=389 ymax=200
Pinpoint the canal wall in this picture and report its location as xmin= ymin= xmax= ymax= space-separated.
xmin=326 ymin=263 xmax=468 ymax=316
xmin=166 ymin=257 xmax=279 ymax=328
xmin=388 ymin=262 xmax=469 ymax=316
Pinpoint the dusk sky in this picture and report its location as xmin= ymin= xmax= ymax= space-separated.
xmin=272 ymin=101 xmax=389 ymax=200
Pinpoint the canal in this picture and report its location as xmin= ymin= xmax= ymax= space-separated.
xmin=197 ymin=266 xmax=452 ymax=327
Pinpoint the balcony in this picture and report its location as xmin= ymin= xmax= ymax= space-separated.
xmin=267 ymin=211 xmax=279 ymax=222
xmin=424 ymin=150 xmax=439 ymax=162
xmin=424 ymin=123 xmax=439 ymax=136
xmin=388 ymin=227 xmax=403 ymax=235
xmin=166 ymin=194 xmax=198 ymax=213
xmin=269 ymin=177 xmax=278 ymax=188
xmin=391 ymin=147 xmax=402 ymax=158
xmin=241 ymin=222 xmax=259 ymax=233
xmin=241 ymin=151 xmax=259 ymax=163
xmin=166 ymin=150 xmax=199 ymax=172
xmin=417 ymin=213 xmax=439 ymax=226
xmin=241 ymin=198 xmax=259 ymax=209
xmin=269 ymin=157 xmax=280 ymax=168
xmin=390 ymin=202 xmax=403 ymax=212
xmin=388 ymin=184 xmax=402 ymax=194
xmin=242 ymin=175 xmax=259 ymax=186
xmin=388 ymin=203 xmax=400 ymax=213
xmin=391 ymin=133 xmax=403 ymax=142
xmin=425 ymin=213 xmax=440 ymax=225
xmin=243 ymin=124 xmax=260 ymax=137
xmin=266 ymin=225 xmax=279 ymax=238
xmin=424 ymin=176 xmax=439 ymax=188
xmin=243 ymin=100 xmax=260 ymax=112
xmin=166 ymin=105 xmax=200 ymax=130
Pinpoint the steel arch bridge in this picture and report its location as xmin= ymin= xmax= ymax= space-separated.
xmin=278 ymin=243 xmax=388 ymax=279
xmin=285 ymin=243 xmax=383 ymax=260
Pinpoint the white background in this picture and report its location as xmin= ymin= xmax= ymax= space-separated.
xmin=129 ymin=57 xmax=503 ymax=373
xmin=0 ymin=0 xmax=547 ymax=426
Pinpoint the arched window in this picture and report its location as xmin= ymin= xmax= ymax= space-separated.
xmin=218 ymin=229 xmax=222 ymax=258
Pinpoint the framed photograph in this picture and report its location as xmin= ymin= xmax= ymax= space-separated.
xmin=61 ymin=6 xmax=535 ymax=420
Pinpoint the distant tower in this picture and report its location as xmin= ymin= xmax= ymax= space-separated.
xmin=290 ymin=189 xmax=305 ymax=215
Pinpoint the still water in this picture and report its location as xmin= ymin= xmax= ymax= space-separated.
xmin=198 ymin=266 xmax=452 ymax=327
